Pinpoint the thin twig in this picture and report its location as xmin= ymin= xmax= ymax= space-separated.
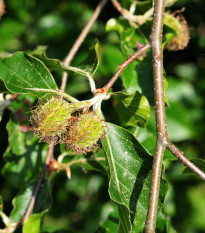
xmin=22 ymin=142 xmax=54 ymax=223
xmin=102 ymin=43 xmax=150 ymax=91
xmin=144 ymin=0 xmax=205 ymax=231
xmin=111 ymin=0 xmax=153 ymax=25
xmin=145 ymin=0 xmax=166 ymax=232
xmin=60 ymin=0 xmax=108 ymax=92
xmin=166 ymin=140 xmax=205 ymax=180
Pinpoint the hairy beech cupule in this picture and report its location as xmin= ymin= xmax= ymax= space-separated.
xmin=64 ymin=111 xmax=106 ymax=154
xmin=30 ymin=96 xmax=75 ymax=144
xmin=30 ymin=97 xmax=106 ymax=153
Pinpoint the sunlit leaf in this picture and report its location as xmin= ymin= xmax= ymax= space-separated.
xmin=112 ymin=91 xmax=150 ymax=127
xmin=6 ymin=118 xmax=26 ymax=156
xmin=2 ymin=144 xmax=47 ymax=188
xmin=102 ymin=123 xmax=168 ymax=232
xmin=0 ymin=52 xmax=58 ymax=96
xmin=23 ymin=210 xmax=47 ymax=233
xmin=10 ymin=180 xmax=51 ymax=223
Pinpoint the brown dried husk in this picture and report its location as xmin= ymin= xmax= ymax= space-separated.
xmin=165 ymin=14 xmax=189 ymax=51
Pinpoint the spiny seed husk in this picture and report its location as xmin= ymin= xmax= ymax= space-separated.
xmin=64 ymin=111 xmax=106 ymax=154
xmin=30 ymin=96 xmax=75 ymax=144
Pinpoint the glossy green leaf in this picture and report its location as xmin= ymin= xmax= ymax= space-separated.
xmin=0 ymin=52 xmax=58 ymax=96
xmin=112 ymin=91 xmax=150 ymax=127
xmin=2 ymin=144 xmax=47 ymax=188
xmin=23 ymin=210 xmax=47 ymax=233
xmin=10 ymin=180 xmax=51 ymax=223
xmin=102 ymin=123 xmax=168 ymax=232
xmin=6 ymin=118 xmax=26 ymax=156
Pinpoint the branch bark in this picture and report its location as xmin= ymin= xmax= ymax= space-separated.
xmin=145 ymin=0 xmax=205 ymax=232
xmin=144 ymin=0 xmax=166 ymax=232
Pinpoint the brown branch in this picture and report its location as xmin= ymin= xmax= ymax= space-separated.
xmin=60 ymin=0 xmax=108 ymax=92
xmin=145 ymin=0 xmax=205 ymax=232
xmin=111 ymin=0 xmax=153 ymax=25
xmin=166 ymin=140 xmax=205 ymax=180
xmin=102 ymin=43 xmax=150 ymax=92
xmin=22 ymin=142 xmax=54 ymax=223
xmin=145 ymin=0 xmax=166 ymax=232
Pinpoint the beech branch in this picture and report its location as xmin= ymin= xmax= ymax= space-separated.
xmin=145 ymin=0 xmax=205 ymax=232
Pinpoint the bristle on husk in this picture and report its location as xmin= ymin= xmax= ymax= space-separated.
xmin=30 ymin=96 xmax=75 ymax=144
xmin=63 ymin=111 xmax=106 ymax=154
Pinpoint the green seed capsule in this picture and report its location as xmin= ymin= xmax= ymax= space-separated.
xmin=30 ymin=96 xmax=75 ymax=144
xmin=64 ymin=111 xmax=106 ymax=154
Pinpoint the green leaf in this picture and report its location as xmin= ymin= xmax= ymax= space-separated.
xmin=6 ymin=118 xmax=26 ymax=156
xmin=10 ymin=180 xmax=51 ymax=223
xmin=0 ymin=52 xmax=58 ymax=96
xmin=102 ymin=123 xmax=168 ymax=232
xmin=118 ymin=204 xmax=131 ymax=233
xmin=0 ymin=196 xmax=3 ymax=212
xmin=31 ymin=41 xmax=100 ymax=78
xmin=23 ymin=210 xmax=47 ymax=233
xmin=136 ymin=127 xmax=176 ymax=160
xmin=106 ymin=18 xmax=128 ymax=35
xmin=120 ymin=41 xmax=139 ymax=94
xmin=2 ymin=144 xmax=47 ymax=188
xmin=112 ymin=91 xmax=150 ymax=127
xmin=97 ymin=203 xmax=119 ymax=233
xmin=136 ymin=51 xmax=154 ymax=106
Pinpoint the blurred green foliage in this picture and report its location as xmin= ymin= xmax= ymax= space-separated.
xmin=0 ymin=0 xmax=205 ymax=232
